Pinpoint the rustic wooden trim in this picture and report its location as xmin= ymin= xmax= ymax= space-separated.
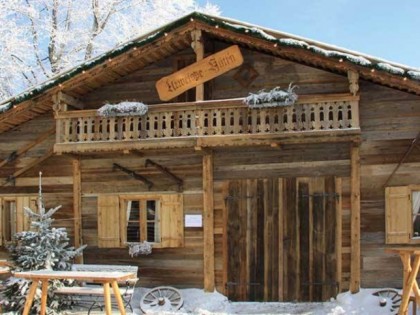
xmin=58 ymin=91 xmax=84 ymax=110
xmin=347 ymin=70 xmax=359 ymax=96
xmin=191 ymin=29 xmax=204 ymax=101
xmin=203 ymin=152 xmax=215 ymax=291
xmin=350 ymin=143 xmax=361 ymax=293
xmin=72 ymin=158 xmax=83 ymax=263
xmin=335 ymin=177 xmax=343 ymax=293
xmin=0 ymin=127 xmax=55 ymax=170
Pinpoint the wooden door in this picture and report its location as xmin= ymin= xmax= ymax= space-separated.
xmin=226 ymin=177 xmax=340 ymax=302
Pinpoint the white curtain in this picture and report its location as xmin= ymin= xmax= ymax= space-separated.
xmin=154 ymin=202 xmax=160 ymax=242
xmin=126 ymin=200 xmax=132 ymax=227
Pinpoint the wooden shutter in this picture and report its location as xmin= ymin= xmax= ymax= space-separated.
xmin=385 ymin=186 xmax=411 ymax=244
xmin=160 ymin=194 xmax=184 ymax=248
xmin=98 ymin=195 xmax=121 ymax=248
xmin=16 ymin=196 xmax=36 ymax=232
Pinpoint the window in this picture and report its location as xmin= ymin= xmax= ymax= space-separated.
xmin=97 ymin=194 xmax=184 ymax=248
xmin=385 ymin=186 xmax=420 ymax=244
xmin=126 ymin=199 xmax=160 ymax=243
xmin=0 ymin=196 xmax=37 ymax=246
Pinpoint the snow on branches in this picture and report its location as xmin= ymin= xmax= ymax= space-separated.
xmin=0 ymin=0 xmax=220 ymax=101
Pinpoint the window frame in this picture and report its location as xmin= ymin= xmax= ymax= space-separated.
xmin=121 ymin=195 xmax=162 ymax=246
xmin=410 ymin=186 xmax=420 ymax=242
xmin=101 ymin=193 xmax=184 ymax=249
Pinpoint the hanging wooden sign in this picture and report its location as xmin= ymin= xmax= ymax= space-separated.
xmin=156 ymin=45 xmax=244 ymax=101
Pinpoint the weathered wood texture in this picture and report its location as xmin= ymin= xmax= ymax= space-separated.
xmin=224 ymin=177 xmax=342 ymax=302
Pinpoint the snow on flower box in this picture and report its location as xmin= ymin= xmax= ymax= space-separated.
xmin=244 ymin=84 xmax=298 ymax=108
xmin=97 ymin=101 xmax=149 ymax=117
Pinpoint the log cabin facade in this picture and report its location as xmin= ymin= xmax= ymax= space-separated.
xmin=0 ymin=12 xmax=419 ymax=302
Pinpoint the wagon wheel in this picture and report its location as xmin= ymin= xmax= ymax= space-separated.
xmin=140 ymin=286 xmax=183 ymax=313
xmin=372 ymin=289 xmax=402 ymax=314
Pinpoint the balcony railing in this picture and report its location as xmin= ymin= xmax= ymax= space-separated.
xmin=54 ymin=94 xmax=360 ymax=153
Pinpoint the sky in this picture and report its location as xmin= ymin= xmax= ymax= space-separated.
xmin=199 ymin=0 xmax=420 ymax=69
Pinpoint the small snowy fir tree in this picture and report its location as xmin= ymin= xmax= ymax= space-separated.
xmin=0 ymin=172 xmax=86 ymax=314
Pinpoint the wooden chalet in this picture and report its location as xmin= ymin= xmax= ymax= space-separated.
xmin=0 ymin=12 xmax=420 ymax=302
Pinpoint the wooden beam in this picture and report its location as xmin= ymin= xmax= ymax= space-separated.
xmin=0 ymin=127 xmax=55 ymax=170
xmin=191 ymin=29 xmax=204 ymax=101
xmin=3 ymin=149 xmax=54 ymax=186
xmin=350 ymin=143 xmax=361 ymax=293
xmin=57 ymin=91 xmax=84 ymax=110
xmin=72 ymin=158 xmax=83 ymax=263
xmin=203 ymin=152 xmax=215 ymax=291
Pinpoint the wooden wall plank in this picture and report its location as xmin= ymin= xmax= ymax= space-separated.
xmin=325 ymin=176 xmax=337 ymax=299
xmin=312 ymin=178 xmax=325 ymax=301
xmin=284 ymin=178 xmax=298 ymax=301
xmin=298 ymin=181 xmax=310 ymax=301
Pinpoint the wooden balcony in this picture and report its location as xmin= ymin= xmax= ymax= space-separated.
xmin=53 ymin=94 xmax=360 ymax=154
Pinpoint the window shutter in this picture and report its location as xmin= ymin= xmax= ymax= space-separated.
xmin=160 ymin=194 xmax=184 ymax=248
xmin=16 ymin=196 xmax=36 ymax=232
xmin=98 ymin=195 xmax=121 ymax=248
xmin=385 ymin=186 xmax=411 ymax=244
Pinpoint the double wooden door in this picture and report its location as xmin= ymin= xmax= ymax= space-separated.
xmin=226 ymin=177 xmax=340 ymax=302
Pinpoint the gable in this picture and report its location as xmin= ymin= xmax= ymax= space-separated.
xmin=0 ymin=12 xmax=419 ymax=134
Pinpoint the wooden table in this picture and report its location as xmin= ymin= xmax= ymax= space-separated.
xmin=386 ymin=247 xmax=420 ymax=315
xmin=14 ymin=269 xmax=136 ymax=315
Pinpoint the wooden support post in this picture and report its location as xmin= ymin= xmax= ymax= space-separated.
xmin=203 ymin=152 xmax=215 ymax=291
xmin=73 ymin=158 xmax=83 ymax=263
xmin=191 ymin=29 xmax=204 ymax=101
xmin=335 ymin=178 xmax=343 ymax=293
xmin=350 ymin=143 xmax=361 ymax=293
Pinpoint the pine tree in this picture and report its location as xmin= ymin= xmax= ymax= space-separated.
xmin=0 ymin=172 xmax=85 ymax=314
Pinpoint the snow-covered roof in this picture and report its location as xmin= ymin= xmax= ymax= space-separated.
xmin=0 ymin=11 xmax=419 ymax=118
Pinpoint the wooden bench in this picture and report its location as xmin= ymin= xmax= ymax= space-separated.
xmin=54 ymin=264 xmax=138 ymax=314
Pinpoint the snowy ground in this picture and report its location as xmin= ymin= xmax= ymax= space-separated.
xmin=62 ymin=287 xmax=416 ymax=315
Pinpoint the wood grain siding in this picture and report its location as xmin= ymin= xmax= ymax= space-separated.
xmin=224 ymin=177 xmax=341 ymax=302
xmin=359 ymin=81 xmax=420 ymax=288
